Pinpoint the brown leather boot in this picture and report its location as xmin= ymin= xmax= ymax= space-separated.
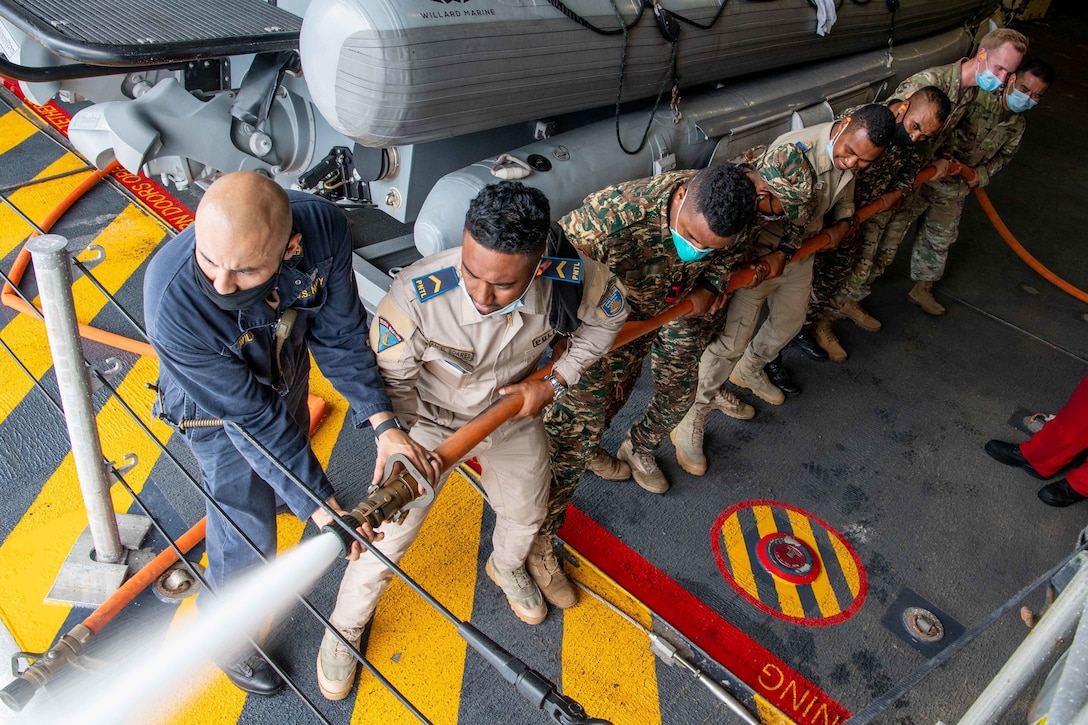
xmin=525 ymin=534 xmax=577 ymax=609
xmin=838 ymin=299 xmax=882 ymax=332
xmin=813 ymin=319 xmax=847 ymax=362
xmin=907 ymin=281 xmax=945 ymax=315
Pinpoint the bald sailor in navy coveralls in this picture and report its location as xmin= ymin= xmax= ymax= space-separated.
xmin=144 ymin=172 xmax=439 ymax=696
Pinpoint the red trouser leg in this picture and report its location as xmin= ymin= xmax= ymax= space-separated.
xmin=1021 ymin=374 xmax=1088 ymax=494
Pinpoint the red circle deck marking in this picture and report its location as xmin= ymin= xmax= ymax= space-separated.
xmin=712 ymin=500 xmax=867 ymax=626
xmin=757 ymin=532 xmax=821 ymax=585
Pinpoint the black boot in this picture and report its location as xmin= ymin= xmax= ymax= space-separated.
xmin=984 ymin=440 xmax=1046 ymax=480
xmin=791 ymin=326 xmax=828 ymax=361
xmin=220 ymin=650 xmax=284 ymax=696
xmin=1037 ymin=479 xmax=1087 ymax=508
xmin=765 ymin=354 xmax=800 ymax=397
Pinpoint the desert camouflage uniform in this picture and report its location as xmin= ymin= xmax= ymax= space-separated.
xmin=809 ymin=135 xmax=927 ymax=317
xmin=909 ymin=85 xmax=1025 ymax=280
xmin=541 ymin=170 xmax=750 ymax=534
xmin=859 ymin=60 xmax=981 ymax=290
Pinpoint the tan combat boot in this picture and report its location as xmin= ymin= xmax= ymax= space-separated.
xmin=729 ymin=353 xmax=785 ymax=405
xmin=486 ymin=556 xmax=548 ymax=624
xmin=907 ymin=281 xmax=945 ymax=315
xmin=838 ymin=299 xmax=882 ymax=332
xmin=317 ymin=626 xmax=364 ymax=700
xmin=710 ymin=388 xmax=755 ymax=420
xmin=670 ymin=405 xmax=708 ymax=476
xmin=585 ymin=448 xmax=632 ymax=480
xmin=526 ymin=533 xmax=577 ymax=608
xmin=615 ymin=439 xmax=669 ymax=493
xmin=813 ymin=319 xmax=847 ymax=362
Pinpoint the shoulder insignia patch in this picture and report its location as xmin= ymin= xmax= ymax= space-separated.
xmin=539 ymin=256 xmax=582 ymax=283
xmin=601 ymin=283 xmax=624 ymax=317
xmin=795 ymin=141 xmax=810 ymax=154
xmin=376 ymin=317 xmax=403 ymax=352
xmin=413 ymin=266 xmax=459 ymax=302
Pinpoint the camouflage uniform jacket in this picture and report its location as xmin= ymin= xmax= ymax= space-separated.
xmin=560 ymin=170 xmax=749 ymax=320
xmin=852 ymin=136 xmax=926 ymax=207
xmin=751 ymin=122 xmax=854 ymax=255
xmin=891 ymin=60 xmax=979 ymax=159
xmin=948 ymin=88 xmax=1025 ymax=188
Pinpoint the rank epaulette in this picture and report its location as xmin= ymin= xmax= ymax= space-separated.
xmin=795 ymin=141 xmax=810 ymax=153
xmin=412 ymin=266 xmax=459 ymax=302
xmin=538 ymin=256 xmax=582 ymax=284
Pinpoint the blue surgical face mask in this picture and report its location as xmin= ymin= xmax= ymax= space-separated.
xmin=459 ymin=267 xmax=536 ymax=318
xmin=825 ymin=119 xmax=849 ymax=167
xmin=976 ymin=54 xmax=1002 ymax=93
xmin=1006 ymin=87 xmax=1037 ymax=113
xmin=670 ymin=191 xmax=712 ymax=262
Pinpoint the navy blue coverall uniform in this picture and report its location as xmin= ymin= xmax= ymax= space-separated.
xmin=144 ymin=191 xmax=390 ymax=595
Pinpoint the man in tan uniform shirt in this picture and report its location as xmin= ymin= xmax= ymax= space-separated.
xmin=316 ymin=181 xmax=627 ymax=700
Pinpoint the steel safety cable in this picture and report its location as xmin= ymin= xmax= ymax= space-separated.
xmin=107 ymin=469 xmax=356 ymax=725
xmin=845 ymin=541 xmax=1088 ymax=724
xmin=0 ymin=254 xmax=425 ymax=720
xmin=0 ymin=194 xmax=421 ymax=721
xmin=229 ymin=422 xmax=611 ymax=725
xmin=93 ymin=373 xmax=430 ymax=723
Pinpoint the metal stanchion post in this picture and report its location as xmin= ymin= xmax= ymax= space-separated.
xmin=27 ymin=235 xmax=149 ymax=605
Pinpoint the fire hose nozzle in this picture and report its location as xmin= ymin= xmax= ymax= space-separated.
xmin=1 ymin=624 xmax=93 ymax=712
xmin=320 ymin=453 xmax=436 ymax=557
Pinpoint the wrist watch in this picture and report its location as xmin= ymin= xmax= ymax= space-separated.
xmin=543 ymin=373 xmax=568 ymax=401
xmin=373 ymin=416 xmax=404 ymax=439
xmin=780 ymin=247 xmax=796 ymax=263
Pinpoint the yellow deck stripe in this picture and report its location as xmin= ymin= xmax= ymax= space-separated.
xmin=0 ymin=203 xmax=167 ymax=427
xmin=353 ymin=470 xmax=482 ymax=724
xmin=756 ymin=694 xmax=798 ymax=724
xmin=827 ymin=531 xmax=861 ymax=597
xmin=0 ymin=154 xmax=91 ymax=259
xmin=752 ymin=506 xmax=805 ymax=619
xmin=721 ymin=511 xmax=760 ymax=602
xmin=563 ymin=592 xmax=663 ymax=725
xmin=0 ymin=109 xmax=39 ymax=157
xmin=561 ymin=545 xmax=662 ymax=725
xmin=784 ymin=510 xmax=841 ymax=619
xmin=564 ymin=545 xmax=653 ymax=630
xmin=0 ymin=355 xmax=167 ymax=651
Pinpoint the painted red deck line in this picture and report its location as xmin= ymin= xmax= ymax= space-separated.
xmin=560 ymin=505 xmax=853 ymax=725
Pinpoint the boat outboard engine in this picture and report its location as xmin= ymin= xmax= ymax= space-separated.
xmin=68 ymin=51 xmax=351 ymax=192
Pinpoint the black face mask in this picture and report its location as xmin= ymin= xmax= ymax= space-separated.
xmin=891 ymin=122 xmax=914 ymax=147
xmin=193 ymin=253 xmax=280 ymax=311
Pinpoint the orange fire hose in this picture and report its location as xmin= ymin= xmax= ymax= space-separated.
xmin=431 ymin=162 xmax=968 ymax=464
xmin=83 ymin=517 xmax=207 ymax=634
xmin=972 ymin=186 xmax=1088 ymax=305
